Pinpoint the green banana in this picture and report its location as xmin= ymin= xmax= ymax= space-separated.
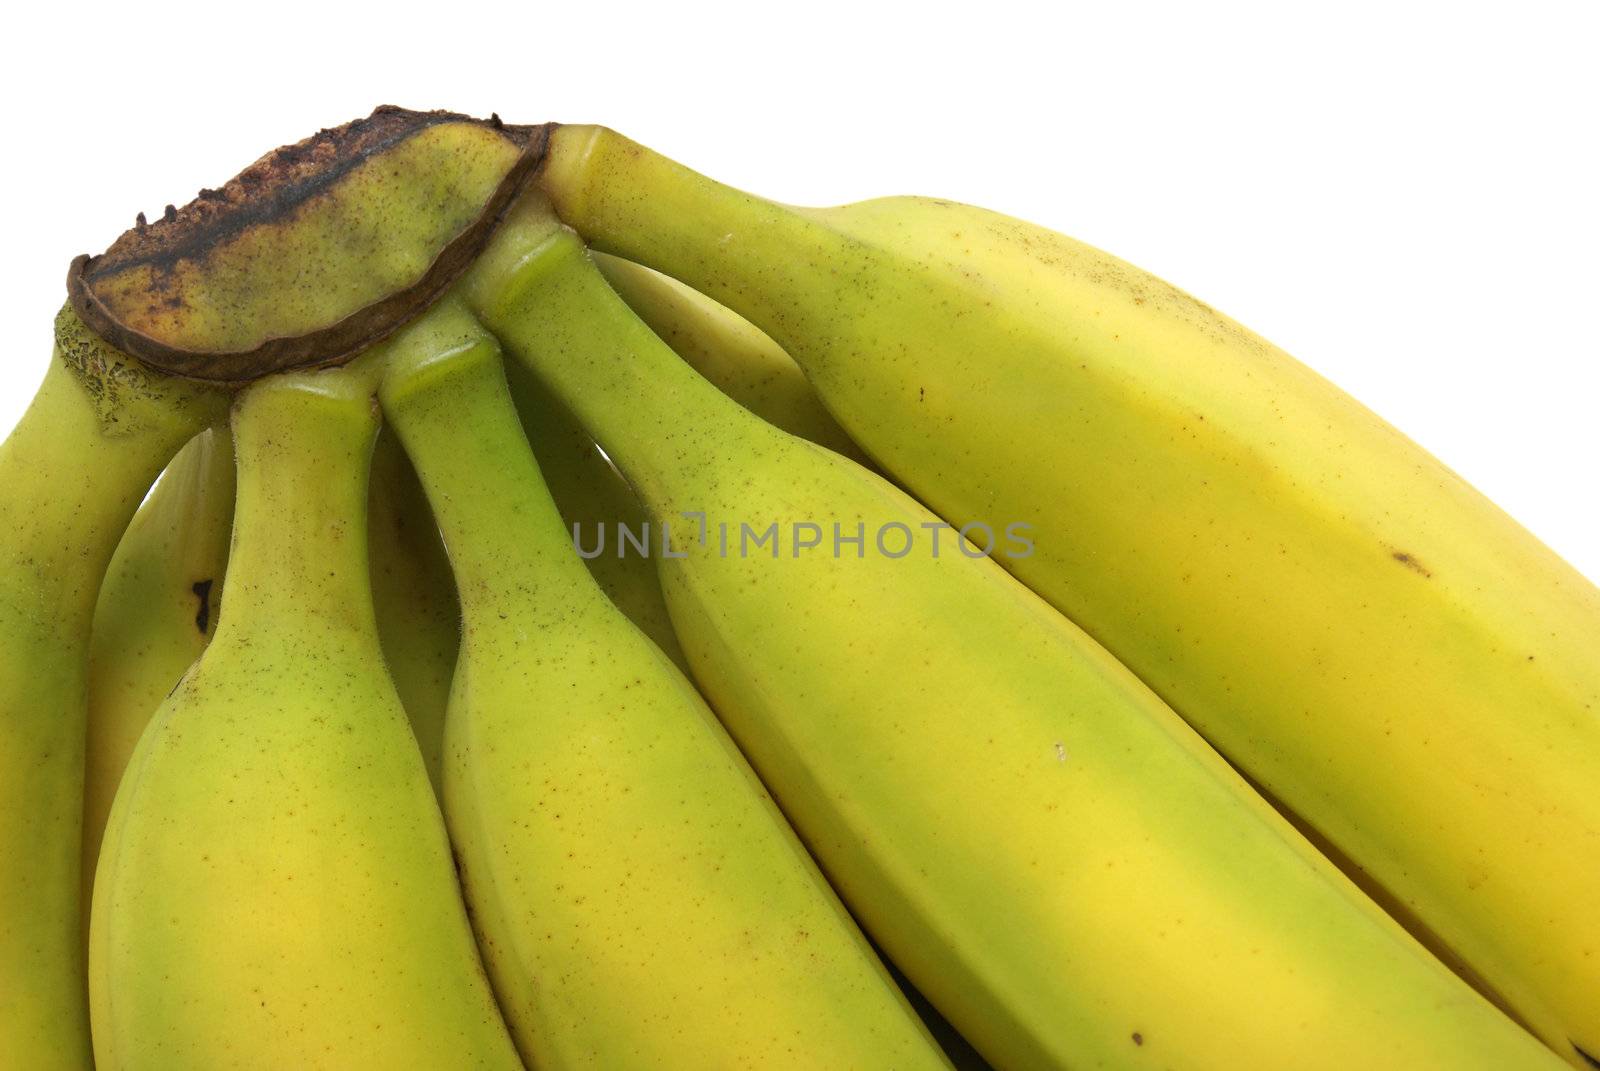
xmin=592 ymin=252 xmax=873 ymax=465
xmin=504 ymin=359 xmax=690 ymax=672
xmin=506 ymin=250 xmax=884 ymax=676
xmin=82 ymin=428 xmax=235 ymax=933
xmin=0 ymin=308 xmax=224 ymax=1069
xmin=368 ymin=427 xmax=461 ymax=790
xmin=378 ymin=296 xmax=949 ymax=1070
xmin=537 ymin=126 xmax=1600 ymax=1067
xmin=88 ymin=361 xmax=522 ymax=1069
xmin=455 ymin=193 xmax=1562 ymax=1071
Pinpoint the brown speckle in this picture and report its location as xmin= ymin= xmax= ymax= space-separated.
xmin=1391 ymin=551 xmax=1433 ymax=578
xmin=192 ymin=578 xmax=214 ymax=634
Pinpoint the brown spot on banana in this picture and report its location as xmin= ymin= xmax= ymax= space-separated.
xmin=1389 ymin=549 xmax=1433 ymax=578
xmin=192 ymin=578 xmax=214 ymax=634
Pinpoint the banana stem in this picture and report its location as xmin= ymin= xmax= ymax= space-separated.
xmin=540 ymin=126 xmax=838 ymax=358
xmin=218 ymin=374 xmax=380 ymax=641
xmin=462 ymin=202 xmax=764 ymax=509
xmin=377 ymin=301 xmax=593 ymax=624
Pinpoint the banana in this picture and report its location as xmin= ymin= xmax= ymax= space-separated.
xmin=504 ymin=359 xmax=690 ymax=672
xmin=378 ymin=297 xmax=949 ymax=1070
xmin=368 ymin=427 xmax=460 ymax=790
xmin=506 ymin=251 xmax=884 ymax=676
xmin=82 ymin=427 xmax=462 ymax=905
xmin=592 ymin=252 xmax=873 ymax=465
xmin=455 ymin=193 xmax=1564 ymax=1071
xmin=88 ymin=361 xmax=522 ymax=1070
xmin=537 ymin=127 xmax=1600 ymax=1067
xmin=508 ymin=355 xmax=985 ymax=1062
xmin=0 ymin=308 xmax=225 ymax=1070
xmin=82 ymin=428 xmax=235 ymax=935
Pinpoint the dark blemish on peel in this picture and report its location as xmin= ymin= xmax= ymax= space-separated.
xmin=192 ymin=578 xmax=214 ymax=634
xmin=66 ymin=107 xmax=548 ymax=383
xmin=1131 ymin=1032 xmax=1143 ymax=1046
xmin=1390 ymin=551 xmax=1432 ymax=578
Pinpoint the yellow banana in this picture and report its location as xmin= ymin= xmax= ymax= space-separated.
xmin=82 ymin=428 xmax=235 ymax=933
xmin=457 ymin=193 xmax=1562 ymax=1071
xmin=88 ymin=361 xmax=522 ymax=1070
xmin=0 ymin=308 xmax=224 ymax=1069
xmin=584 ymin=252 xmax=994 ymax=1058
xmin=539 ymin=127 xmax=1600 ymax=1067
xmin=84 ymin=427 xmax=459 ymax=875
xmin=368 ymin=427 xmax=460 ymax=790
xmin=378 ymin=297 xmax=949 ymax=1070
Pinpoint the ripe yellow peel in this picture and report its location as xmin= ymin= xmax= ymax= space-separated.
xmin=464 ymin=194 xmax=1565 ymax=1071
xmin=88 ymin=361 xmax=521 ymax=1069
xmin=377 ymin=302 xmax=950 ymax=1068
xmin=537 ymin=126 xmax=1600 ymax=1067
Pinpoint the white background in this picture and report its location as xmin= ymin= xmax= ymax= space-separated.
xmin=1 ymin=1 xmax=1595 ymax=581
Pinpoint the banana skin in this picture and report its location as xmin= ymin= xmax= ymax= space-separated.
xmin=538 ymin=126 xmax=1600 ymax=1067
xmin=507 ymin=251 xmax=889 ymax=678
xmin=504 ymin=358 xmax=691 ymax=673
xmin=368 ymin=427 xmax=461 ymax=792
xmin=1 ymin=309 xmax=225 ymax=1070
xmin=592 ymin=251 xmax=874 ymax=466
xmin=82 ymin=429 xmax=235 ymax=936
xmin=88 ymin=362 xmax=521 ymax=1070
xmin=84 ymin=428 xmax=460 ymax=908
xmin=378 ymin=298 xmax=949 ymax=1070
xmin=456 ymin=195 xmax=1563 ymax=1071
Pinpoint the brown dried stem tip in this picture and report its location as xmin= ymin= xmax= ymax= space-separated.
xmin=68 ymin=106 xmax=549 ymax=383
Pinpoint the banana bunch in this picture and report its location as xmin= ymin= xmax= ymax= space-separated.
xmin=0 ymin=106 xmax=1591 ymax=1071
